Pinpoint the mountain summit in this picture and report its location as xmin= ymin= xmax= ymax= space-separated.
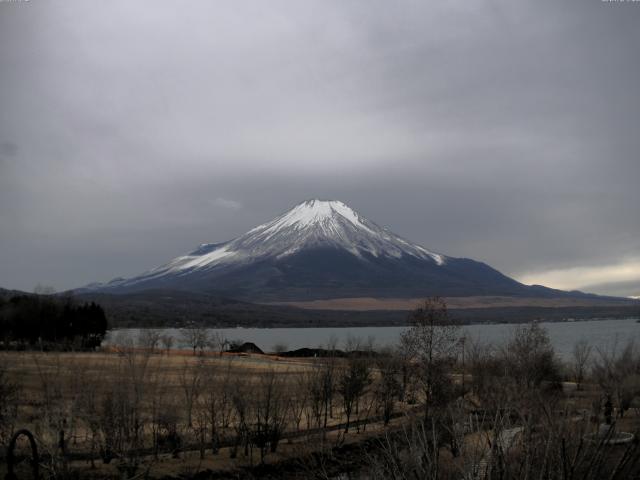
xmin=167 ymin=199 xmax=446 ymax=270
xmin=87 ymin=199 xmax=583 ymax=301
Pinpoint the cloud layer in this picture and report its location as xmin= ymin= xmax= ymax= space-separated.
xmin=0 ymin=0 xmax=639 ymax=295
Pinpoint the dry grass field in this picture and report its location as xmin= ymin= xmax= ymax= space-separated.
xmin=0 ymin=348 xmax=415 ymax=478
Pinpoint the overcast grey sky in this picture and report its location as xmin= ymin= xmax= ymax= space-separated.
xmin=1 ymin=0 xmax=639 ymax=296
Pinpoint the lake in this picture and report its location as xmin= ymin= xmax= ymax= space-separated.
xmin=104 ymin=317 xmax=640 ymax=359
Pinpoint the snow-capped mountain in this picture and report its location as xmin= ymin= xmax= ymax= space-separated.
xmin=139 ymin=199 xmax=444 ymax=275
xmin=86 ymin=199 xmax=581 ymax=301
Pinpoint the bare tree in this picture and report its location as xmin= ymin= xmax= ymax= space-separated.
xmin=230 ymin=378 xmax=250 ymax=459
xmin=74 ymin=358 xmax=108 ymax=468
xmin=367 ymin=420 xmax=442 ymax=480
xmin=199 ymin=357 xmax=235 ymax=456
xmin=320 ymin=360 xmax=336 ymax=431
xmin=179 ymin=358 xmax=204 ymax=427
xmin=193 ymin=387 xmax=210 ymax=460
xmin=181 ymin=326 xmax=210 ymax=355
xmin=344 ymin=334 xmax=362 ymax=353
xmin=250 ymin=369 xmax=288 ymax=462
xmin=148 ymin=364 xmax=170 ymax=460
xmin=400 ymin=297 xmax=460 ymax=420
xmin=288 ymin=373 xmax=308 ymax=433
xmin=305 ymin=367 xmax=325 ymax=430
xmin=208 ymin=331 xmax=228 ymax=356
xmin=467 ymin=339 xmax=512 ymax=410
xmin=138 ymin=328 xmax=161 ymax=353
xmin=572 ymin=338 xmax=592 ymax=390
xmin=338 ymin=357 xmax=370 ymax=433
xmin=32 ymin=353 xmax=73 ymax=477
xmin=218 ymin=358 xmax=236 ymax=431
xmin=160 ymin=334 xmax=174 ymax=354
xmin=505 ymin=322 xmax=560 ymax=390
xmin=592 ymin=339 xmax=640 ymax=418
xmin=374 ymin=349 xmax=402 ymax=426
xmin=200 ymin=363 xmax=220 ymax=455
xmin=90 ymin=347 xmax=152 ymax=476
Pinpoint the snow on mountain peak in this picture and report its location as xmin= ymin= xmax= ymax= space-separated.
xmin=187 ymin=199 xmax=444 ymax=268
xmin=99 ymin=200 xmax=446 ymax=288
xmin=250 ymin=199 xmax=374 ymax=236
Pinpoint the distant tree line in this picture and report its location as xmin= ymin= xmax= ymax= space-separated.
xmin=0 ymin=294 xmax=108 ymax=349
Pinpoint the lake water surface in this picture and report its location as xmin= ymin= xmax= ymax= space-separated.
xmin=105 ymin=318 xmax=640 ymax=359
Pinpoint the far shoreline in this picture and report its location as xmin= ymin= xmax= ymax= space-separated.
xmin=107 ymin=314 xmax=640 ymax=331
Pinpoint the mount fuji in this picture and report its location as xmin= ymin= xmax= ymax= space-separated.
xmin=85 ymin=199 xmax=591 ymax=301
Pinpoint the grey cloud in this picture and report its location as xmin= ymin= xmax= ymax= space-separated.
xmin=0 ymin=142 xmax=17 ymax=158
xmin=211 ymin=198 xmax=243 ymax=211
xmin=589 ymin=280 xmax=640 ymax=299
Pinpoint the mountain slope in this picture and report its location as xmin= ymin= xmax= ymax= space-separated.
xmin=85 ymin=199 xmax=595 ymax=301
